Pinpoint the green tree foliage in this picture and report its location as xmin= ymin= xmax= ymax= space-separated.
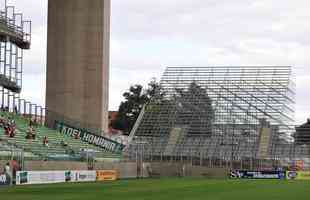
xmin=174 ymin=82 xmax=214 ymax=135
xmin=135 ymin=82 xmax=214 ymax=137
xmin=111 ymin=78 xmax=163 ymax=134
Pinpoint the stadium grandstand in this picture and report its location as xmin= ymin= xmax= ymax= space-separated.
xmin=1 ymin=1 xmax=310 ymax=186
xmin=125 ymin=66 xmax=309 ymax=169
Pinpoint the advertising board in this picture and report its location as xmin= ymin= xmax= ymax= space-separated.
xmin=0 ymin=173 xmax=9 ymax=186
xmin=96 ymin=170 xmax=118 ymax=181
xmin=230 ymin=170 xmax=286 ymax=179
xmin=16 ymin=170 xmax=117 ymax=185
xmin=16 ymin=171 xmax=67 ymax=185
xmin=286 ymin=171 xmax=310 ymax=180
xmin=70 ymin=171 xmax=96 ymax=182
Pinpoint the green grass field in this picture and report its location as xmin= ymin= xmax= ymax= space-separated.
xmin=1 ymin=178 xmax=309 ymax=200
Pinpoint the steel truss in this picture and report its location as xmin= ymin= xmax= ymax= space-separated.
xmin=127 ymin=66 xmax=300 ymax=169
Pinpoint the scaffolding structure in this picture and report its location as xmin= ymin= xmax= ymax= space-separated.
xmin=127 ymin=66 xmax=298 ymax=169
xmin=0 ymin=1 xmax=45 ymax=123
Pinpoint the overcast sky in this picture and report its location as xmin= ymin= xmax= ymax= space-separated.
xmin=4 ymin=0 xmax=310 ymax=124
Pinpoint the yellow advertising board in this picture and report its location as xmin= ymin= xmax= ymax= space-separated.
xmin=96 ymin=170 xmax=118 ymax=181
xmin=286 ymin=171 xmax=310 ymax=180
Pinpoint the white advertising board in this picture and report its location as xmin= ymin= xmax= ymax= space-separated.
xmin=16 ymin=171 xmax=66 ymax=185
xmin=16 ymin=170 xmax=97 ymax=185
xmin=0 ymin=174 xmax=8 ymax=186
xmin=69 ymin=171 xmax=96 ymax=182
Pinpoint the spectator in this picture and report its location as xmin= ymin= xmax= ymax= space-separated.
xmin=25 ymin=131 xmax=32 ymax=139
xmin=61 ymin=140 xmax=68 ymax=147
xmin=4 ymin=125 xmax=10 ymax=136
xmin=29 ymin=118 xmax=38 ymax=127
xmin=8 ymin=117 xmax=15 ymax=127
xmin=0 ymin=114 xmax=5 ymax=127
xmin=4 ymin=162 xmax=11 ymax=185
xmin=43 ymin=136 xmax=49 ymax=147
xmin=11 ymin=160 xmax=19 ymax=184
xmin=29 ymin=119 xmax=34 ymax=127
xmin=26 ymin=126 xmax=36 ymax=140
xmin=9 ymin=126 xmax=15 ymax=138
xmin=32 ymin=129 xmax=36 ymax=140
xmin=74 ymin=134 xmax=80 ymax=139
xmin=14 ymin=106 xmax=18 ymax=114
xmin=34 ymin=118 xmax=38 ymax=126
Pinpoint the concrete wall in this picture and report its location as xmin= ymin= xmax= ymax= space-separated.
xmin=148 ymin=162 xmax=229 ymax=178
xmin=24 ymin=161 xmax=88 ymax=171
xmin=184 ymin=165 xmax=229 ymax=178
xmin=46 ymin=0 xmax=110 ymax=132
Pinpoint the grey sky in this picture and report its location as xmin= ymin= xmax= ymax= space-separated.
xmin=6 ymin=0 xmax=310 ymax=124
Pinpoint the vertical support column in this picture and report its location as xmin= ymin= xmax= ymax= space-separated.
xmin=46 ymin=0 xmax=110 ymax=132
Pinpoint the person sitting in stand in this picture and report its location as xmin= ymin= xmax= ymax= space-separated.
xmin=25 ymin=129 xmax=32 ymax=139
xmin=74 ymin=134 xmax=80 ymax=139
xmin=4 ymin=125 xmax=10 ymax=136
xmin=34 ymin=118 xmax=38 ymax=126
xmin=60 ymin=140 xmax=68 ymax=147
xmin=29 ymin=118 xmax=38 ymax=127
xmin=29 ymin=119 xmax=34 ymax=127
xmin=43 ymin=136 xmax=49 ymax=147
xmin=10 ymin=118 xmax=15 ymax=126
xmin=32 ymin=128 xmax=36 ymax=140
xmin=26 ymin=125 xmax=36 ymax=139
xmin=9 ymin=127 xmax=15 ymax=138
xmin=13 ymin=106 xmax=18 ymax=114
xmin=11 ymin=124 xmax=16 ymax=137
xmin=0 ymin=114 xmax=5 ymax=127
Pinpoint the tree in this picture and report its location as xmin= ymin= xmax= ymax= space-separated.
xmin=145 ymin=78 xmax=164 ymax=101
xmin=111 ymin=78 xmax=163 ymax=134
xmin=134 ymin=81 xmax=214 ymax=137
xmin=174 ymin=82 xmax=214 ymax=135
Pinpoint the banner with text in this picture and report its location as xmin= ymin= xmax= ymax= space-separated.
xmin=286 ymin=171 xmax=310 ymax=180
xmin=96 ymin=170 xmax=118 ymax=181
xmin=230 ymin=170 xmax=286 ymax=179
xmin=55 ymin=121 xmax=125 ymax=153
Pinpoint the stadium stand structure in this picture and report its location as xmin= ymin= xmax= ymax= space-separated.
xmin=126 ymin=66 xmax=304 ymax=169
xmin=0 ymin=111 xmax=122 ymax=161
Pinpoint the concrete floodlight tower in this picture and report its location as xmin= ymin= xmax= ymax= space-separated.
xmin=46 ymin=0 xmax=110 ymax=132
